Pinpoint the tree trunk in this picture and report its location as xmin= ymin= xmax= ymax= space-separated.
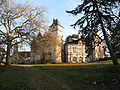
xmin=5 ymin=44 xmax=11 ymax=66
xmin=94 ymin=0 xmax=119 ymax=65
xmin=100 ymin=20 xmax=119 ymax=65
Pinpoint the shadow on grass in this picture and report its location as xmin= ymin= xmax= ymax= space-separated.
xmin=0 ymin=63 xmax=120 ymax=90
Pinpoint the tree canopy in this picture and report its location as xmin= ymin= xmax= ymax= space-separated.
xmin=111 ymin=21 xmax=120 ymax=58
xmin=0 ymin=0 xmax=47 ymax=65
xmin=66 ymin=0 xmax=120 ymax=65
xmin=65 ymin=34 xmax=78 ymax=43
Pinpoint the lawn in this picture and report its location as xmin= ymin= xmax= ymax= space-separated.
xmin=42 ymin=65 xmax=120 ymax=90
xmin=0 ymin=60 xmax=120 ymax=90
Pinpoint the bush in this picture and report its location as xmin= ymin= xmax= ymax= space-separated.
xmin=18 ymin=62 xmax=25 ymax=64
xmin=51 ymin=62 xmax=56 ymax=64
xmin=97 ymin=57 xmax=111 ymax=61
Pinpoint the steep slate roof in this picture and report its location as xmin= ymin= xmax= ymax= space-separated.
xmin=50 ymin=19 xmax=63 ymax=28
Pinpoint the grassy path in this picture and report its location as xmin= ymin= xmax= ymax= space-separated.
xmin=25 ymin=67 xmax=71 ymax=90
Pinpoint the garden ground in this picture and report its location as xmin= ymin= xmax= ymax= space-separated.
xmin=0 ymin=60 xmax=120 ymax=90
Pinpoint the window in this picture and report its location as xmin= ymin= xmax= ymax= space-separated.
xmin=73 ymin=57 xmax=77 ymax=62
xmin=79 ymin=57 xmax=83 ymax=63
xmin=73 ymin=47 xmax=76 ymax=53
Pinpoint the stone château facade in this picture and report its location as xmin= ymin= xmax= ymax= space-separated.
xmin=30 ymin=19 xmax=104 ymax=63
xmin=63 ymin=34 xmax=104 ymax=63
xmin=31 ymin=19 xmax=63 ymax=63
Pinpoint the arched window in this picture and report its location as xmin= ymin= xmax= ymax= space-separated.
xmin=72 ymin=56 xmax=77 ymax=63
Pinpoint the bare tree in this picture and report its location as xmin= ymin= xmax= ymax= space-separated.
xmin=0 ymin=0 xmax=47 ymax=65
xmin=31 ymin=30 xmax=59 ymax=63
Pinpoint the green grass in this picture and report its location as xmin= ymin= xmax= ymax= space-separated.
xmin=13 ymin=59 xmax=120 ymax=66
xmin=93 ymin=59 xmax=120 ymax=64
xmin=0 ymin=67 xmax=30 ymax=90
xmin=39 ymin=65 xmax=120 ymax=90
xmin=0 ymin=60 xmax=120 ymax=90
